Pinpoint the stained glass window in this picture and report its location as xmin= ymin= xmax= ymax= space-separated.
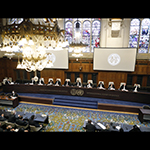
xmin=64 ymin=18 xmax=101 ymax=53
xmin=129 ymin=19 xmax=140 ymax=48
xmin=82 ymin=21 xmax=91 ymax=52
xmin=65 ymin=21 xmax=73 ymax=44
xmin=91 ymin=20 xmax=100 ymax=52
xmin=138 ymin=18 xmax=150 ymax=53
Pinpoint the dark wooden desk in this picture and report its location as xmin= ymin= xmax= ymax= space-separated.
xmin=138 ymin=108 xmax=150 ymax=123
xmin=0 ymin=95 xmax=19 ymax=108
xmin=3 ymin=84 xmax=150 ymax=104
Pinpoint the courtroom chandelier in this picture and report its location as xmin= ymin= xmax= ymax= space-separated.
xmin=0 ymin=18 xmax=68 ymax=74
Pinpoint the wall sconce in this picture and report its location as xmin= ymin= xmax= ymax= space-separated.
xmin=79 ymin=66 xmax=83 ymax=71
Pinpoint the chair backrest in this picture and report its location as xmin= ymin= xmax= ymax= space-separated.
xmin=108 ymin=82 xmax=114 ymax=86
xmin=41 ymin=78 xmax=44 ymax=82
xmin=98 ymin=81 xmax=104 ymax=85
xmin=120 ymin=82 xmax=126 ymax=87
xmin=134 ymin=84 xmax=140 ymax=88
xmin=65 ymin=79 xmax=70 ymax=82
xmin=56 ymin=78 xmax=61 ymax=82
xmin=9 ymin=77 xmax=12 ymax=82
xmin=87 ymin=80 xmax=93 ymax=84
xmin=76 ymin=78 xmax=81 ymax=83
xmin=48 ymin=78 xmax=53 ymax=82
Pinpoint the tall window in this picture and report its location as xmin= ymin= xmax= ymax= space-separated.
xmin=91 ymin=20 xmax=101 ymax=52
xmin=129 ymin=19 xmax=140 ymax=48
xmin=64 ymin=18 xmax=101 ymax=52
xmin=82 ymin=21 xmax=91 ymax=52
xmin=139 ymin=18 xmax=150 ymax=53
xmin=65 ymin=21 xmax=73 ymax=44
xmin=129 ymin=18 xmax=150 ymax=53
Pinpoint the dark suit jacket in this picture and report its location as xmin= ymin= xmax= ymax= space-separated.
xmin=64 ymin=81 xmax=71 ymax=86
xmin=108 ymin=84 xmax=115 ymax=89
xmin=11 ymin=92 xmax=18 ymax=97
xmin=8 ymin=114 xmax=17 ymax=123
xmin=5 ymin=80 xmax=11 ymax=85
xmin=16 ymin=119 xmax=28 ymax=126
xmin=133 ymin=86 xmax=140 ymax=91
xmin=87 ymin=83 xmax=93 ymax=88
xmin=75 ymin=82 xmax=81 ymax=87
xmin=98 ymin=83 xmax=105 ymax=88
xmin=29 ymin=119 xmax=40 ymax=127
xmin=120 ymin=85 xmax=127 ymax=90
xmin=55 ymin=80 xmax=61 ymax=86
xmin=0 ymin=116 xmax=6 ymax=121
xmin=85 ymin=123 xmax=96 ymax=132
xmin=30 ymin=80 xmax=36 ymax=84
xmin=48 ymin=81 xmax=54 ymax=85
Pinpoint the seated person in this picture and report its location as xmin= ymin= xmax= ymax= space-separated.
xmin=87 ymin=81 xmax=93 ymax=88
xmin=64 ymin=79 xmax=71 ymax=87
xmin=0 ymin=114 xmax=7 ymax=121
xmin=16 ymin=115 xmax=28 ymax=126
xmin=5 ymin=78 xmax=11 ymax=85
xmin=30 ymin=78 xmax=36 ymax=85
xmin=29 ymin=115 xmax=42 ymax=128
xmin=108 ymin=83 xmax=115 ymax=90
xmin=8 ymin=111 xmax=17 ymax=123
xmin=119 ymin=83 xmax=128 ymax=92
xmin=38 ymin=78 xmax=45 ymax=85
xmin=133 ymin=84 xmax=140 ymax=92
xmin=55 ymin=79 xmax=61 ymax=86
xmin=75 ymin=79 xmax=81 ymax=87
xmin=97 ymin=82 xmax=105 ymax=90
xmin=129 ymin=125 xmax=141 ymax=132
xmin=47 ymin=79 xmax=54 ymax=86
xmin=84 ymin=119 xmax=96 ymax=132
xmin=10 ymin=90 xmax=18 ymax=98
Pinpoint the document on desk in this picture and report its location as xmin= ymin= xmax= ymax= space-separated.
xmin=97 ymin=122 xmax=106 ymax=129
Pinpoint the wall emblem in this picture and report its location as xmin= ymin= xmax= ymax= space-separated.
xmin=108 ymin=53 xmax=121 ymax=66
xmin=70 ymin=89 xmax=84 ymax=96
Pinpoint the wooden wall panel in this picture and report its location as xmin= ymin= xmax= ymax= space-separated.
xmin=1 ymin=58 xmax=150 ymax=88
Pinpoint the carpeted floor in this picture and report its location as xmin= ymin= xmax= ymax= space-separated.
xmin=0 ymin=102 xmax=150 ymax=132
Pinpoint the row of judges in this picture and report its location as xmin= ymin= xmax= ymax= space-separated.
xmin=3 ymin=77 xmax=140 ymax=92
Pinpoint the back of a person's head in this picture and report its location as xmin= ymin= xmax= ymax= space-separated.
xmin=88 ymin=119 xmax=92 ymax=124
xmin=31 ymin=115 xmax=35 ymax=120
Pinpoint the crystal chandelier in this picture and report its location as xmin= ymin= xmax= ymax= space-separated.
xmin=0 ymin=18 xmax=68 ymax=80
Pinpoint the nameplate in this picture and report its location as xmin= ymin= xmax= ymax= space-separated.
xmin=86 ymin=92 xmax=119 ymax=97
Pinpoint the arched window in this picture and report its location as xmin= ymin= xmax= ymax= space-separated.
xmin=138 ymin=18 xmax=150 ymax=53
xmin=73 ymin=21 xmax=81 ymax=43
xmin=82 ymin=21 xmax=91 ymax=52
xmin=65 ymin=21 xmax=73 ymax=44
xmin=8 ymin=18 xmax=23 ymax=25
xmin=91 ymin=20 xmax=100 ymax=52
xmin=64 ymin=18 xmax=101 ymax=53
xmin=129 ymin=19 xmax=140 ymax=48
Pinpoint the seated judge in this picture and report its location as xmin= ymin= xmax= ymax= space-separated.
xmin=87 ymin=81 xmax=93 ymax=88
xmin=30 ymin=78 xmax=36 ymax=85
xmin=10 ymin=90 xmax=18 ymax=98
xmin=119 ymin=83 xmax=128 ymax=92
xmin=97 ymin=81 xmax=105 ymax=90
xmin=64 ymin=79 xmax=71 ymax=87
xmin=133 ymin=84 xmax=140 ymax=92
xmin=5 ymin=78 xmax=11 ymax=85
xmin=38 ymin=78 xmax=45 ymax=85
xmin=55 ymin=79 xmax=61 ymax=86
xmin=75 ymin=79 xmax=82 ymax=87
xmin=47 ymin=79 xmax=54 ymax=86
xmin=108 ymin=83 xmax=115 ymax=90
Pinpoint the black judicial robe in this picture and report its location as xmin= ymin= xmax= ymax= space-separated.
xmin=64 ymin=81 xmax=71 ymax=86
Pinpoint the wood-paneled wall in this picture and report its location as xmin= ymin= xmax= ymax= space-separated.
xmin=1 ymin=57 xmax=150 ymax=87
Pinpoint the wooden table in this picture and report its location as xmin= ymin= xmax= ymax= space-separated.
xmin=0 ymin=95 xmax=19 ymax=108
xmin=3 ymin=84 xmax=150 ymax=105
xmin=138 ymin=108 xmax=150 ymax=123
